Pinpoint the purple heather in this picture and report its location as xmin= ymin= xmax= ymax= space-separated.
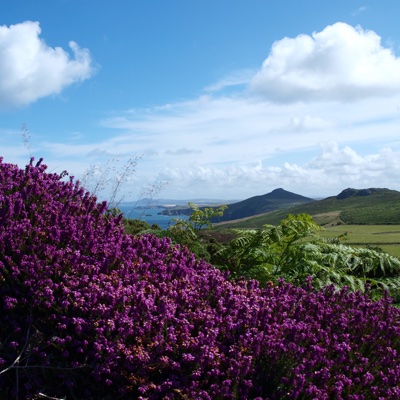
xmin=0 ymin=158 xmax=399 ymax=399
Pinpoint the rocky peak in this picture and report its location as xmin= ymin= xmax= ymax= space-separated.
xmin=336 ymin=188 xmax=386 ymax=200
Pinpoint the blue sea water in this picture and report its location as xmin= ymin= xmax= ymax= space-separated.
xmin=116 ymin=205 xmax=189 ymax=230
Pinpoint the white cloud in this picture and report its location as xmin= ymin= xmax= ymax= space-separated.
xmin=309 ymin=142 xmax=364 ymax=169
xmin=101 ymin=91 xmax=400 ymax=164
xmin=0 ymin=21 xmax=96 ymax=107
xmin=165 ymin=148 xmax=202 ymax=155
xmin=352 ymin=6 xmax=368 ymax=16
xmin=4 ymin=22 xmax=400 ymax=200
xmin=249 ymin=22 xmax=400 ymax=103
xmin=274 ymin=115 xmax=334 ymax=133
xmin=309 ymin=142 xmax=400 ymax=177
xmin=204 ymin=69 xmax=255 ymax=93
xmin=154 ymin=143 xmax=400 ymax=199
xmin=28 ymin=82 xmax=400 ymax=199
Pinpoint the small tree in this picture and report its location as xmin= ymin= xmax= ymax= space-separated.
xmin=165 ymin=203 xmax=227 ymax=259
xmin=187 ymin=202 xmax=227 ymax=232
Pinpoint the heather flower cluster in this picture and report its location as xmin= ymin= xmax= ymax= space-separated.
xmin=0 ymin=157 xmax=399 ymax=399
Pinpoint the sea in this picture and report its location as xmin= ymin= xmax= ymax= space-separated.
xmin=116 ymin=205 xmax=189 ymax=230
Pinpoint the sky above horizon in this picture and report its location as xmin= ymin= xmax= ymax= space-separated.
xmin=2 ymin=1 xmax=400 ymax=202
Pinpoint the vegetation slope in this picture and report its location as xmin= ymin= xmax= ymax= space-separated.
xmin=218 ymin=187 xmax=400 ymax=228
xmin=1 ymin=158 xmax=400 ymax=399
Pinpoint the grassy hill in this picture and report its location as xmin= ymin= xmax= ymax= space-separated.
xmin=211 ymin=188 xmax=315 ymax=223
xmin=216 ymin=187 xmax=400 ymax=228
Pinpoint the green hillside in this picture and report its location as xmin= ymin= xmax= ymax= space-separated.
xmin=159 ymin=188 xmax=315 ymax=221
xmin=211 ymin=188 xmax=314 ymax=222
xmin=217 ymin=188 xmax=400 ymax=228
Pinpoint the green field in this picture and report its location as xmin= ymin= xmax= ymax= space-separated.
xmin=213 ymin=191 xmax=400 ymax=258
xmin=216 ymin=211 xmax=400 ymax=258
xmin=321 ymin=224 xmax=400 ymax=257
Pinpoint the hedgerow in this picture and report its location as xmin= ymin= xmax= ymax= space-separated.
xmin=0 ymin=157 xmax=399 ymax=399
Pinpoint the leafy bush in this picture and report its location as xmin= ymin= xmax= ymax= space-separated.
xmin=122 ymin=217 xmax=160 ymax=235
xmin=219 ymin=214 xmax=400 ymax=302
xmin=0 ymin=158 xmax=399 ymax=399
xmin=158 ymin=202 xmax=228 ymax=261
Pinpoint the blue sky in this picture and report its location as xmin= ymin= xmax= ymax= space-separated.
xmin=2 ymin=1 xmax=400 ymax=202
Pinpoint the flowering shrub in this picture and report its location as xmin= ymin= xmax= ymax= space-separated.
xmin=0 ymin=157 xmax=399 ymax=399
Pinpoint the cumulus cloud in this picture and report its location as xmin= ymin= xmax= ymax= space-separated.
xmin=249 ymin=22 xmax=400 ymax=103
xmin=309 ymin=142 xmax=364 ymax=169
xmin=155 ymin=143 xmax=400 ymax=198
xmin=5 ymin=21 xmax=399 ymax=199
xmin=0 ymin=21 xmax=96 ymax=107
xmin=308 ymin=142 xmax=400 ymax=178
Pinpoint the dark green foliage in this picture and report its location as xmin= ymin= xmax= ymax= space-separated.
xmin=217 ymin=214 xmax=400 ymax=303
xmin=188 ymin=202 xmax=227 ymax=230
xmin=217 ymin=214 xmax=322 ymax=285
xmin=340 ymin=200 xmax=400 ymax=224
xmin=212 ymin=188 xmax=314 ymax=223
xmin=222 ymin=187 xmax=400 ymax=228
xmin=122 ymin=217 xmax=160 ymax=235
xmin=153 ymin=202 xmax=229 ymax=261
